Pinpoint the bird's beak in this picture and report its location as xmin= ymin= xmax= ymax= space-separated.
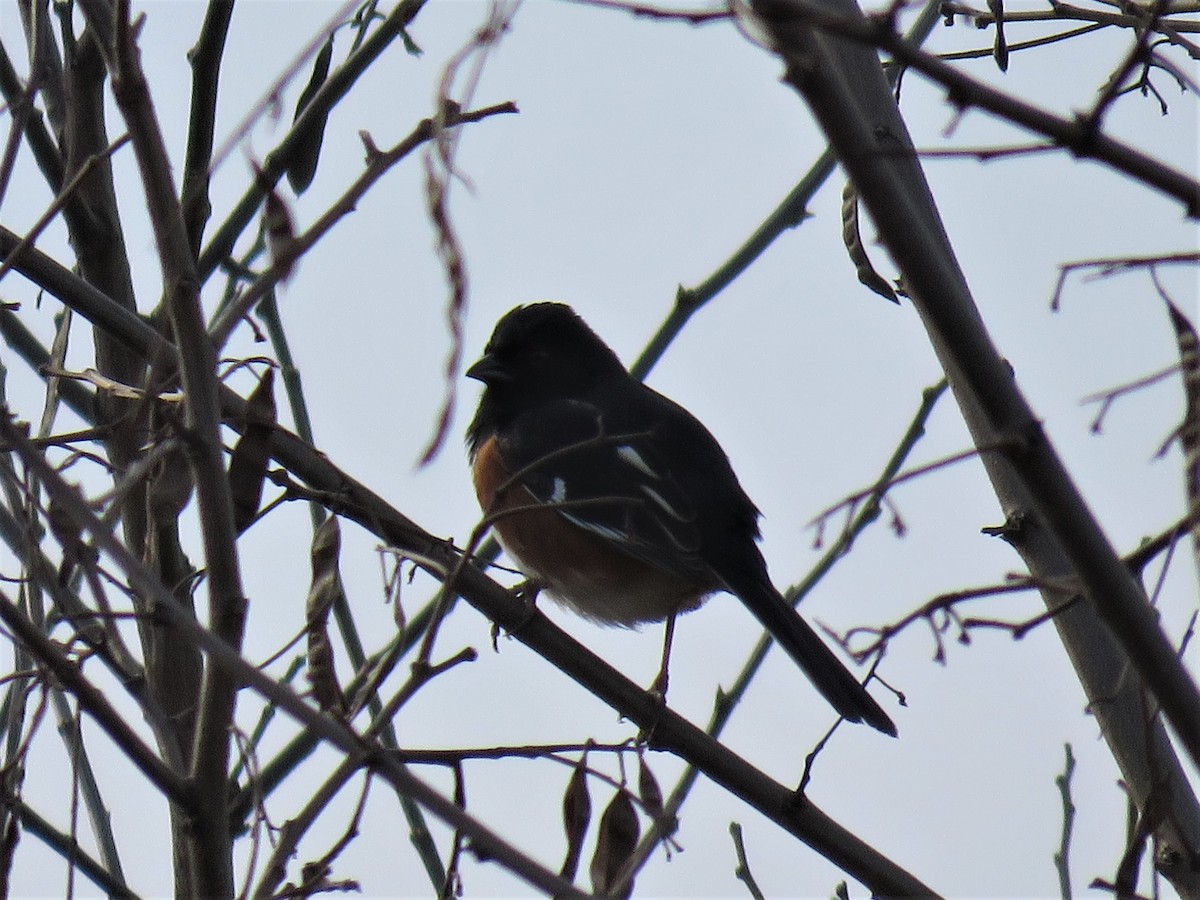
xmin=466 ymin=353 xmax=506 ymax=384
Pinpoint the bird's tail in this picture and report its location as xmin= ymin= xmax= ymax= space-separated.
xmin=735 ymin=577 xmax=897 ymax=737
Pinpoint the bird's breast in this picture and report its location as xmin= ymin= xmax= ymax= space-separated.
xmin=471 ymin=434 xmax=715 ymax=626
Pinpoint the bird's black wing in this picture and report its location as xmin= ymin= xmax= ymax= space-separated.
xmin=495 ymin=398 xmax=710 ymax=580
xmin=625 ymin=388 xmax=899 ymax=735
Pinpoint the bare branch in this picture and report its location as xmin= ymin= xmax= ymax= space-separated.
xmin=196 ymin=0 xmax=432 ymax=283
xmin=0 ymin=584 xmax=190 ymax=808
xmin=180 ymin=0 xmax=236 ymax=253
xmin=207 ymin=100 xmax=518 ymax=349
xmin=1052 ymin=250 xmax=1199 ymax=310
xmin=78 ymin=0 xmax=250 ymax=891
xmin=0 ymin=411 xmax=590 ymax=899
xmin=759 ymin=0 xmax=1200 ymax=215
xmin=753 ymin=0 xmax=1200 ymax=771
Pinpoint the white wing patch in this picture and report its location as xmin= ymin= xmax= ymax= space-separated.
xmin=571 ymin=520 xmax=630 ymax=545
xmin=616 ymin=444 xmax=658 ymax=479
xmin=550 ymin=477 xmax=568 ymax=503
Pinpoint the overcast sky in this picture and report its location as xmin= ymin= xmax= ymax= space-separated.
xmin=0 ymin=0 xmax=1197 ymax=896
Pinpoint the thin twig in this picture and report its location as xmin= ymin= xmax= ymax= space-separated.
xmin=207 ymin=100 xmax=517 ymax=349
xmin=196 ymin=0 xmax=433 ymax=283
xmin=762 ymin=0 xmax=1200 ymax=214
xmin=252 ymin=649 xmax=474 ymax=898
xmin=180 ymin=0 xmax=236 ymax=253
xmin=0 ymin=134 xmax=130 ymax=288
xmin=1053 ymin=250 xmax=1200 ymax=306
xmin=937 ymin=22 xmax=1107 ymax=60
xmin=1080 ymin=361 xmax=1182 ymax=433
xmin=1053 ymin=744 xmax=1076 ymax=900
xmin=206 ymin=0 xmax=362 ymax=176
xmin=809 ymin=439 xmax=1011 ymax=533
xmin=0 ymin=411 xmax=590 ymax=899
xmin=835 ymin=576 xmax=1065 ymax=663
xmin=729 ymin=822 xmax=767 ymax=900
xmin=0 ymin=586 xmax=190 ymax=807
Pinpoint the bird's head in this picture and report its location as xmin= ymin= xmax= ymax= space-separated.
xmin=467 ymin=303 xmax=626 ymax=412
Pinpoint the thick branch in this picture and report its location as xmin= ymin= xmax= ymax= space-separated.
xmin=76 ymin=1 xmax=248 ymax=894
xmin=0 ymin=412 xmax=584 ymax=900
xmin=751 ymin=0 xmax=1200 ymax=893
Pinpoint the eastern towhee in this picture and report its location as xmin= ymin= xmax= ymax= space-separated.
xmin=466 ymin=302 xmax=896 ymax=736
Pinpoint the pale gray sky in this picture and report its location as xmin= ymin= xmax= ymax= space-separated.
xmin=0 ymin=0 xmax=1196 ymax=896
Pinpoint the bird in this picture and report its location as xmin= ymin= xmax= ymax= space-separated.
xmin=465 ymin=302 xmax=896 ymax=736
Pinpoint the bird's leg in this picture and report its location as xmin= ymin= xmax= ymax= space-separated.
xmin=637 ymin=615 xmax=677 ymax=744
xmin=491 ymin=579 xmax=544 ymax=650
xmin=648 ymin=613 xmax=678 ymax=701
xmin=514 ymin=579 xmax=543 ymax=616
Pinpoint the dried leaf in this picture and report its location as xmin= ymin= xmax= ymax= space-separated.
xmin=637 ymin=756 xmax=663 ymax=823
xmin=48 ymin=496 xmax=92 ymax=581
xmin=306 ymin=627 xmax=340 ymax=714
xmin=228 ymin=368 xmax=276 ymax=533
xmin=841 ymin=179 xmax=899 ymax=304
xmin=559 ymin=756 xmax=592 ymax=882
xmin=308 ymin=516 xmax=343 ymax=619
xmin=306 ymin=516 xmax=346 ymax=714
xmin=263 ymin=185 xmax=299 ymax=281
xmin=589 ymin=790 xmax=639 ymax=899
xmin=286 ymin=36 xmax=334 ymax=194
xmin=987 ymin=0 xmax=1009 ymax=72
xmin=1167 ymin=302 xmax=1200 ymax=558
xmin=148 ymin=445 xmax=193 ymax=522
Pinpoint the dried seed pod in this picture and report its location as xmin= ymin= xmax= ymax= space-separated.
xmin=148 ymin=444 xmax=193 ymax=522
xmin=559 ymin=756 xmax=592 ymax=881
xmin=637 ymin=756 xmax=662 ymax=822
xmin=228 ymin=368 xmax=276 ymax=533
xmin=589 ymin=790 xmax=639 ymax=899
xmin=841 ymin=179 xmax=899 ymax=304
xmin=306 ymin=516 xmax=346 ymax=714
xmin=286 ymin=36 xmax=334 ymax=194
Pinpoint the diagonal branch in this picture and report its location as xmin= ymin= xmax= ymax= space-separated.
xmin=0 ymin=411 xmax=587 ymax=900
xmin=0 ymin=230 xmax=937 ymax=896
xmin=749 ymin=0 xmax=1200 ymax=894
xmin=0 ymin=583 xmax=190 ymax=810
xmin=0 ymin=26 xmax=66 ymax=193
